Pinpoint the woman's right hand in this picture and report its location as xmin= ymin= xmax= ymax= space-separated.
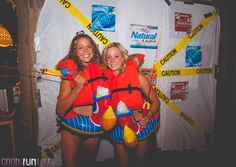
xmin=73 ymin=75 xmax=86 ymax=90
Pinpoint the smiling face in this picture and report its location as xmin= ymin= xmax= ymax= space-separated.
xmin=102 ymin=42 xmax=128 ymax=75
xmin=74 ymin=37 xmax=94 ymax=66
xmin=105 ymin=46 xmax=123 ymax=75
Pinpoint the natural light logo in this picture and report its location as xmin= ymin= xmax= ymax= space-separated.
xmin=130 ymin=24 xmax=158 ymax=49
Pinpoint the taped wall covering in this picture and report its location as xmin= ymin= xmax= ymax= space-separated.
xmin=35 ymin=0 xmax=220 ymax=164
xmin=156 ymin=1 xmax=220 ymax=151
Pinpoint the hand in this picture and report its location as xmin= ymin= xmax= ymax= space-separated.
xmin=138 ymin=115 xmax=150 ymax=129
xmin=74 ymin=75 xmax=86 ymax=90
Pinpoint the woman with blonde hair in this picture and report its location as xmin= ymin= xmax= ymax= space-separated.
xmin=102 ymin=42 xmax=161 ymax=167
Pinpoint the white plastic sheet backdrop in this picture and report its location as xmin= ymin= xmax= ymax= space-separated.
xmin=35 ymin=0 xmax=220 ymax=165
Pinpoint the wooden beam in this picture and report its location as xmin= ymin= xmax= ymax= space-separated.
xmin=17 ymin=0 xmax=45 ymax=146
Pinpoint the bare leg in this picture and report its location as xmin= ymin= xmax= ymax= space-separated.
xmin=115 ymin=143 xmax=129 ymax=167
xmin=61 ymin=130 xmax=80 ymax=167
xmin=135 ymin=139 xmax=149 ymax=167
xmin=81 ymin=137 xmax=100 ymax=167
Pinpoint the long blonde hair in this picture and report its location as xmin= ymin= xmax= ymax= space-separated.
xmin=102 ymin=42 xmax=128 ymax=74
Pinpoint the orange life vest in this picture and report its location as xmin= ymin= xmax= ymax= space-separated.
xmin=57 ymin=59 xmax=109 ymax=108
xmin=109 ymin=60 xmax=143 ymax=110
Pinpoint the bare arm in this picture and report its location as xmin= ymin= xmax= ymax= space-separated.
xmin=56 ymin=75 xmax=85 ymax=115
xmin=138 ymin=73 xmax=160 ymax=127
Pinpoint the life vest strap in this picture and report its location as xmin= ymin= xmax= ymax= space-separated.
xmin=87 ymin=73 xmax=108 ymax=83
xmin=111 ymin=84 xmax=142 ymax=94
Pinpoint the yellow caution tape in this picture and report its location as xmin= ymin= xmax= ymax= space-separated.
xmin=153 ymin=85 xmax=211 ymax=139
xmin=150 ymin=12 xmax=216 ymax=142
xmin=40 ymin=67 xmax=61 ymax=77
xmin=42 ymin=140 xmax=61 ymax=159
xmin=57 ymin=0 xmax=111 ymax=46
xmin=156 ymin=67 xmax=214 ymax=77
xmin=153 ymin=11 xmax=217 ymax=71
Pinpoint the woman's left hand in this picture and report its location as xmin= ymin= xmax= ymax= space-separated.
xmin=138 ymin=115 xmax=150 ymax=128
